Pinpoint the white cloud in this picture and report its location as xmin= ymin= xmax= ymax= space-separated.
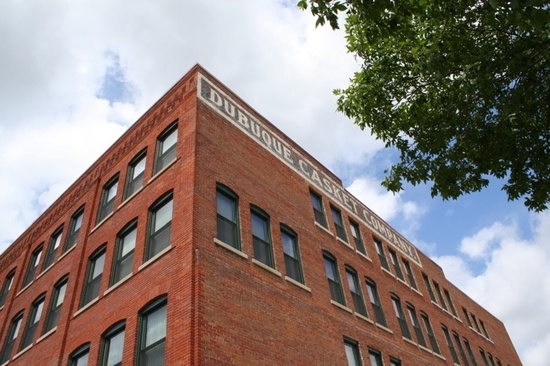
xmin=433 ymin=212 xmax=550 ymax=366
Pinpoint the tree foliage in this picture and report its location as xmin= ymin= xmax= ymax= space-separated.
xmin=298 ymin=0 xmax=550 ymax=211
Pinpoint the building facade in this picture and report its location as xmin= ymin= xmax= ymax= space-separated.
xmin=0 ymin=65 xmax=522 ymax=365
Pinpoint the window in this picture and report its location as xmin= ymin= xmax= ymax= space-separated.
xmin=407 ymin=304 xmax=427 ymax=347
xmin=310 ymin=191 xmax=327 ymax=228
xmin=281 ymin=226 xmax=304 ymax=284
xmin=487 ymin=353 xmax=496 ymax=366
xmin=402 ymin=259 xmax=417 ymax=289
xmin=146 ymin=192 xmax=173 ymax=260
xmin=344 ymin=339 xmax=362 ymax=366
xmin=124 ymin=150 xmax=147 ymax=199
xmin=421 ymin=312 xmax=440 ymax=354
xmin=390 ymin=358 xmax=402 ymax=366
xmin=216 ymin=185 xmax=240 ymax=249
xmin=111 ymin=221 xmax=137 ymax=285
xmin=100 ymin=322 xmax=125 ymax=366
xmin=463 ymin=307 xmax=473 ymax=327
xmin=463 ymin=338 xmax=478 ymax=366
xmin=444 ymin=289 xmax=458 ymax=316
xmin=471 ymin=313 xmax=482 ymax=333
xmin=422 ymin=273 xmax=437 ymax=303
xmin=0 ymin=312 xmax=23 ymax=364
xmin=138 ymin=296 xmax=167 ymax=366
xmin=442 ymin=325 xmax=460 ymax=364
xmin=433 ymin=281 xmax=448 ymax=311
xmin=346 ymin=267 xmax=367 ymax=317
xmin=349 ymin=220 xmax=366 ymax=255
xmin=331 ymin=206 xmax=348 ymax=242
xmin=365 ymin=278 xmax=386 ymax=326
xmin=43 ymin=276 xmax=68 ymax=333
xmin=368 ymin=349 xmax=383 ymax=366
xmin=20 ymin=295 xmax=45 ymax=349
xmin=251 ymin=208 xmax=274 ymax=267
xmin=42 ymin=227 xmax=63 ymax=270
xmin=479 ymin=348 xmax=490 ymax=366
xmin=374 ymin=238 xmax=390 ymax=271
xmin=154 ymin=122 xmax=177 ymax=174
xmin=0 ymin=270 xmax=15 ymax=307
xmin=323 ymin=252 xmax=345 ymax=305
xmin=81 ymin=247 xmax=106 ymax=307
xmin=22 ymin=245 xmax=43 ymax=287
xmin=388 ymin=249 xmax=404 ymax=280
xmin=454 ymin=332 xmax=470 ymax=366
xmin=391 ymin=294 xmax=411 ymax=339
xmin=479 ymin=320 xmax=490 ymax=339
xmin=69 ymin=343 xmax=90 ymax=366
xmin=98 ymin=176 xmax=119 ymax=223
xmin=64 ymin=207 xmax=84 ymax=252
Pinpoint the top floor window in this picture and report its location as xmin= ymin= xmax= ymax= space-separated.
xmin=388 ymin=249 xmax=404 ymax=281
xmin=64 ymin=207 xmax=84 ymax=252
xmin=310 ymin=191 xmax=327 ymax=228
xmin=402 ymin=259 xmax=417 ymax=289
xmin=374 ymin=238 xmax=390 ymax=271
xmin=331 ymin=206 xmax=347 ymax=242
xmin=349 ymin=220 xmax=366 ymax=255
xmin=42 ymin=226 xmax=63 ymax=271
xmin=124 ymin=150 xmax=147 ymax=199
xmin=323 ymin=252 xmax=345 ymax=305
xmin=422 ymin=273 xmax=437 ymax=303
xmin=22 ymin=245 xmax=43 ymax=288
xmin=251 ymin=208 xmax=274 ymax=268
xmin=98 ymin=176 xmax=119 ymax=223
xmin=0 ymin=270 xmax=15 ymax=307
xmin=154 ymin=122 xmax=178 ymax=174
xmin=216 ymin=185 xmax=240 ymax=249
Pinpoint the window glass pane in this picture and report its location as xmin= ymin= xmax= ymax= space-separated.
xmin=133 ymin=157 xmax=146 ymax=179
xmin=347 ymin=272 xmax=358 ymax=293
xmin=106 ymin=330 xmax=125 ymax=366
xmin=75 ymin=352 xmax=89 ymax=366
xmin=92 ymin=253 xmax=106 ymax=279
xmin=217 ymin=193 xmax=235 ymax=221
xmin=74 ymin=212 xmax=83 ymax=231
xmin=146 ymin=305 xmax=167 ymax=347
xmin=324 ymin=258 xmax=336 ymax=280
xmin=107 ymin=182 xmax=118 ymax=201
xmin=162 ymin=130 xmax=177 ymax=153
xmin=281 ymin=232 xmax=296 ymax=257
xmin=344 ymin=342 xmax=360 ymax=366
xmin=251 ymin=214 xmax=268 ymax=240
xmin=56 ymin=282 xmax=67 ymax=307
xmin=154 ymin=200 xmax=173 ymax=231
xmin=121 ymin=228 xmax=137 ymax=257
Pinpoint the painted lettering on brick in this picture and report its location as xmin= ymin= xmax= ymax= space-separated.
xmin=198 ymin=74 xmax=421 ymax=266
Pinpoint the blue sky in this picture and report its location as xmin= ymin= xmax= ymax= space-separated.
xmin=0 ymin=1 xmax=548 ymax=364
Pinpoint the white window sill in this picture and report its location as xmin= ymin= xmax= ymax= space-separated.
xmin=285 ymin=276 xmax=311 ymax=292
xmin=330 ymin=300 xmax=353 ymax=314
xmin=356 ymin=250 xmax=371 ymax=261
xmin=355 ymin=312 xmax=374 ymax=324
xmin=213 ymin=238 xmax=248 ymax=259
xmin=104 ymin=273 xmax=133 ymax=295
xmin=139 ymin=245 xmax=173 ymax=271
xmin=36 ymin=327 xmax=56 ymax=344
xmin=252 ymin=259 xmax=281 ymax=277
xmin=73 ymin=297 xmax=99 ymax=318
xmin=375 ymin=323 xmax=394 ymax=334
xmin=314 ymin=221 xmax=333 ymax=236
xmin=13 ymin=344 xmax=32 ymax=360
xmin=336 ymin=237 xmax=354 ymax=250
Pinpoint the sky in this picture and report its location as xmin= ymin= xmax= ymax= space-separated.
xmin=0 ymin=1 xmax=547 ymax=364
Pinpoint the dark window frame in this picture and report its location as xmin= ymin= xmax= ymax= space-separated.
xmin=323 ymin=251 xmax=346 ymax=305
xmin=406 ymin=303 xmax=427 ymax=347
xmin=145 ymin=192 xmax=173 ymax=261
xmin=368 ymin=348 xmax=383 ymax=366
xmin=20 ymin=293 xmax=46 ymax=350
xmin=421 ymin=311 xmax=440 ymax=354
xmin=345 ymin=266 xmax=368 ymax=317
xmin=100 ymin=321 xmax=126 ymax=366
xmin=343 ymin=338 xmax=362 ymax=366
xmin=43 ymin=275 xmax=69 ymax=334
xmin=22 ymin=244 xmax=43 ymax=288
xmin=374 ymin=238 xmax=390 ymax=271
xmin=124 ymin=149 xmax=147 ymax=200
xmin=63 ymin=206 xmax=84 ymax=253
xmin=281 ymin=225 xmax=304 ymax=284
xmin=388 ymin=248 xmax=405 ymax=280
xmin=422 ymin=273 xmax=437 ymax=303
xmin=310 ymin=190 xmax=327 ymax=228
xmin=402 ymin=259 xmax=418 ymax=289
xmin=0 ymin=270 xmax=15 ymax=308
xmin=330 ymin=205 xmax=348 ymax=242
xmin=97 ymin=175 xmax=119 ymax=223
xmin=69 ymin=343 xmax=90 ymax=366
xmin=0 ymin=311 xmax=24 ymax=364
xmin=463 ymin=337 xmax=479 ymax=366
xmin=349 ymin=220 xmax=366 ymax=255
xmin=111 ymin=220 xmax=138 ymax=286
xmin=454 ymin=332 xmax=470 ymax=366
xmin=153 ymin=121 xmax=178 ymax=174
xmin=365 ymin=277 xmax=387 ymax=326
xmin=442 ymin=325 xmax=460 ymax=364
xmin=391 ymin=293 xmax=411 ymax=339
xmin=216 ymin=184 xmax=240 ymax=250
xmin=137 ymin=296 xmax=167 ymax=366
xmin=42 ymin=226 xmax=63 ymax=271
xmin=251 ymin=207 xmax=274 ymax=268
xmin=80 ymin=246 xmax=107 ymax=308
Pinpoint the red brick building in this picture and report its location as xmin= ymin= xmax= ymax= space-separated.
xmin=0 ymin=65 xmax=522 ymax=365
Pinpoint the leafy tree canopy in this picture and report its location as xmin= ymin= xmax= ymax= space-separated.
xmin=298 ymin=0 xmax=550 ymax=211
